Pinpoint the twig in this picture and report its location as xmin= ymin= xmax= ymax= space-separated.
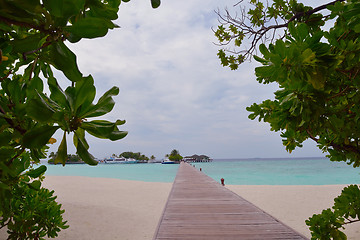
xmin=306 ymin=129 xmax=319 ymax=142
xmin=216 ymin=0 xmax=345 ymax=61
xmin=6 ymin=147 xmax=25 ymax=167
xmin=343 ymin=218 xmax=360 ymax=225
xmin=327 ymin=86 xmax=350 ymax=101
xmin=28 ymin=57 xmax=38 ymax=81
xmin=0 ymin=16 xmax=50 ymax=33
xmin=0 ymin=70 xmax=12 ymax=82
xmin=22 ymin=41 xmax=52 ymax=60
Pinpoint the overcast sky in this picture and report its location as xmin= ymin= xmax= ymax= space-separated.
xmin=49 ymin=0 xmax=328 ymax=160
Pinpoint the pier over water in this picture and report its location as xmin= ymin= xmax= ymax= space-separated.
xmin=153 ymin=162 xmax=307 ymax=240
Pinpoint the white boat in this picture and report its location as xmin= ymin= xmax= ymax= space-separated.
xmin=104 ymin=157 xmax=138 ymax=164
xmin=161 ymin=158 xmax=176 ymax=164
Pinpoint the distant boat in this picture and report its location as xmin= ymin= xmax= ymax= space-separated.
xmin=161 ymin=158 xmax=176 ymax=164
xmin=103 ymin=157 xmax=138 ymax=164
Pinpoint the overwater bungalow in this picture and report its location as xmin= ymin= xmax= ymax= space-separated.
xmin=183 ymin=154 xmax=212 ymax=163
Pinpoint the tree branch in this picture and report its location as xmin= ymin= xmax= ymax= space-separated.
xmin=306 ymin=129 xmax=360 ymax=155
xmin=0 ymin=104 xmax=27 ymax=135
xmin=216 ymin=0 xmax=346 ymax=60
xmin=7 ymin=147 xmax=25 ymax=167
xmin=306 ymin=129 xmax=319 ymax=142
xmin=331 ymin=141 xmax=360 ymax=155
xmin=0 ymin=70 xmax=12 ymax=82
xmin=344 ymin=218 xmax=360 ymax=225
xmin=0 ymin=16 xmax=50 ymax=33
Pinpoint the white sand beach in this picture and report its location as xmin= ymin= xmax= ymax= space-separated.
xmin=42 ymin=176 xmax=172 ymax=240
xmin=227 ymin=185 xmax=360 ymax=240
xmin=1 ymin=176 xmax=359 ymax=239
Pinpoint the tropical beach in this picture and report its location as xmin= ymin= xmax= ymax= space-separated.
xmin=25 ymin=174 xmax=356 ymax=239
xmin=2 ymin=1 xmax=360 ymax=239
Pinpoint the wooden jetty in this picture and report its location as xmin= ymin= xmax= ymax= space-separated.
xmin=153 ymin=162 xmax=308 ymax=240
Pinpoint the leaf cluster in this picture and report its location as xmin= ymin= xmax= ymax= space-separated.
xmin=168 ymin=149 xmax=183 ymax=161
xmin=215 ymin=0 xmax=336 ymax=68
xmin=118 ymin=152 xmax=150 ymax=161
xmin=215 ymin=1 xmax=360 ymax=239
xmin=5 ymin=181 xmax=68 ymax=240
xmin=306 ymin=185 xmax=360 ymax=240
xmin=0 ymin=0 xmax=160 ymax=238
xmin=247 ymin=2 xmax=360 ymax=167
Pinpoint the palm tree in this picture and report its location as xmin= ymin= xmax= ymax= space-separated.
xmin=170 ymin=149 xmax=179 ymax=156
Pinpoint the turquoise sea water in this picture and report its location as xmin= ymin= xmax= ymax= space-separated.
xmin=45 ymin=163 xmax=179 ymax=183
xmin=44 ymin=158 xmax=360 ymax=185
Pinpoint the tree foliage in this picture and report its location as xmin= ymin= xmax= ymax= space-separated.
xmin=0 ymin=0 xmax=160 ymax=238
xmin=215 ymin=0 xmax=360 ymax=238
xmin=119 ymin=151 xmax=150 ymax=161
xmin=48 ymin=152 xmax=84 ymax=164
xmin=168 ymin=149 xmax=183 ymax=162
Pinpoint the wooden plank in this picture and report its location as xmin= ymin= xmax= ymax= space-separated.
xmin=153 ymin=162 xmax=308 ymax=240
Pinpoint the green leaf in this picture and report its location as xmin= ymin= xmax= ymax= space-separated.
xmin=354 ymin=23 xmax=360 ymax=33
xmin=0 ymin=132 xmax=12 ymax=147
xmin=54 ymin=132 xmax=67 ymax=166
xmin=259 ymin=44 xmax=270 ymax=57
xmin=81 ymin=120 xmax=127 ymax=140
xmin=67 ymin=33 xmax=82 ymax=43
xmin=0 ymin=0 xmax=37 ymax=24
xmin=11 ymin=33 xmax=44 ymax=54
xmin=75 ymin=135 xmax=98 ymax=165
xmin=49 ymin=41 xmax=82 ymax=82
xmin=334 ymin=185 xmax=360 ymax=219
xmin=28 ymin=180 xmax=41 ymax=190
xmin=253 ymin=55 xmax=268 ymax=64
xmin=0 ymin=147 xmax=15 ymax=163
xmin=12 ymin=156 xmax=30 ymax=175
xmin=74 ymin=75 xmax=96 ymax=114
xmin=9 ymin=0 xmax=43 ymax=14
xmin=80 ymin=86 xmax=119 ymax=118
xmin=43 ymin=0 xmax=85 ymax=25
xmin=85 ymin=0 xmax=120 ymax=20
xmin=297 ymin=23 xmax=309 ymax=41
xmin=23 ymin=125 xmax=60 ymax=149
xmin=26 ymin=165 xmax=47 ymax=178
xmin=301 ymin=48 xmax=315 ymax=63
xmin=107 ymin=131 xmax=128 ymax=141
xmin=151 ymin=0 xmax=161 ymax=8
xmin=288 ymin=22 xmax=297 ymax=39
xmin=65 ymin=17 xmax=114 ymax=39
xmin=47 ymin=76 xmax=69 ymax=109
xmin=27 ymin=92 xmax=55 ymax=122
xmin=64 ymin=86 xmax=76 ymax=112
xmin=74 ymin=128 xmax=89 ymax=150
xmin=27 ymin=76 xmax=44 ymax=95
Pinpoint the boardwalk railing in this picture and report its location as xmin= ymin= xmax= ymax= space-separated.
xmin=153 ymin=162 xmax=308 ymax=240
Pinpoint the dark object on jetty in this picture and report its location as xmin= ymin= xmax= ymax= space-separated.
xmin=154 ymin=162 xmax=307 ymax=240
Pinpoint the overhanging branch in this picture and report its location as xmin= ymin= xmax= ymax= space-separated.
xmin=216 ymin=0 xmax=346 ymax=60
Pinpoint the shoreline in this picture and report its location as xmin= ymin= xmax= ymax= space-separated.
xmin=1 ymin=176 xmax=359 ymax=239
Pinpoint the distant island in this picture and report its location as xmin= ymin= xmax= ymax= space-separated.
xmin=48 ymin=150 xmax=213 ymax=165
xmin=48 ymin=152 xmax=86 ymax=164
xmin=164 ymin=150 xmax=213 ymax=163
